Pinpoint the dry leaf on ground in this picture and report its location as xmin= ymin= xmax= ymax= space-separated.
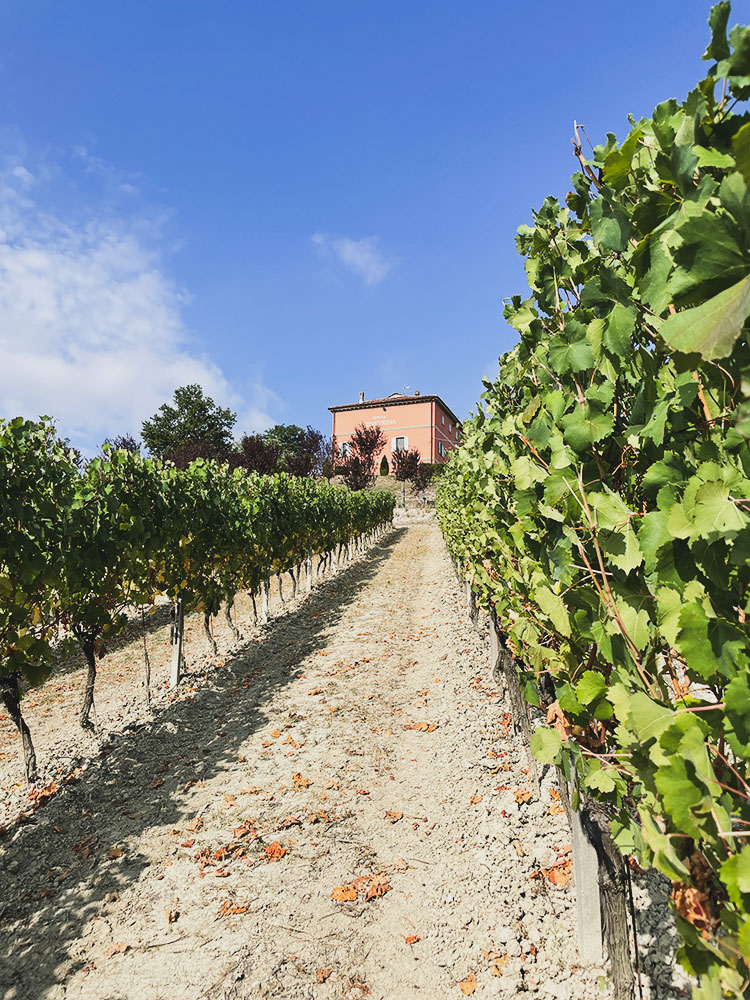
xmin=490 ymin=955 xmax=510 ymax=976
xmin=263 ymin=841 xmax=286 ymax=861
xmin=316 ymin=969 xmax=332 ymax=983
xmin=292 ymin=773 xmax=310 ymax=789
xmin=531 ymin=857 xmax=573 ymax=887
xmin=403 ymin=721 xmax=438 ymax=732
xmin=404 ymin=934 xmax=421 ymax=945
xmin=364 ymin=876 xmax=392 ymax=901
xmin=458 ymin=972 xmax=477 ymax=995
xmin=232 ymin=820 xmax=258 ymax=841
xmin=217 ymin=900 xmax=248 ymax=916
xmin=331 ymin=884 xmax=358 ymax=902
xmin=384 ymin=810 xmax=403 ymax=823
xmin=469 ymin=795 xmax=483 ymax=805
xmin=104 ymin=942 xmax=129 ymax=957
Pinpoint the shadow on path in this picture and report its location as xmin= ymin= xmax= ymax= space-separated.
xmin=0 ymin=528 xmax=406 ymax=999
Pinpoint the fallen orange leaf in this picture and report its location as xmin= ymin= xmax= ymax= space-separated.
xmin=514 ymin=789 xmax=532 ymax=804
xmin=364 ymin=877 xmax=392 ymax=901
xmin=316 ymin=969 xmax=332 ymax=983
xmin=293 ymin=773 xmax=311 ymax=789
xmin=458 ymin=972 xmax=477 ymax=995
xmin=490 ymin=955 xmax=510 ymax=976
xmin=404 ymin=934 xmax=421 ymax=945
xmin=264 ymin=841 xmax=287 ymax=861
xmin=332 ymin=884 xmax=358 ymax=902
xmin=385 ymin=811 xmax=403 ymax=823
xmin=469 ymin=795 xmax=483 ymax=805
xmin=233 ymin=819 xmax=258 ymax=840
xmin=217 ymin=900 xmax=248 ymax=916
xmin=403 ymin=721 xmax=438 ymax=732
xmin=531 ymin=857 xmax=573 ymax=887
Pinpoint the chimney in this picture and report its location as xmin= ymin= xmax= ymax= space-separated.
xmin=358 ymin=391 xmax=365 ymax=403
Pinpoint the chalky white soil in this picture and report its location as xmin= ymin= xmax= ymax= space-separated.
xmin=0 ymin=517 xmax=686 ymax=999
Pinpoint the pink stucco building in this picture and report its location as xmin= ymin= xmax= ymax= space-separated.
xmin=329 ymin=390 xmax=462 ymax=473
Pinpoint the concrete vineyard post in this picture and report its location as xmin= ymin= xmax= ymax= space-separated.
xmin=170 ymin=598 xmax=184 ymax=689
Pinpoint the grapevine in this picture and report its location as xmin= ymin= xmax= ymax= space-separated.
xmin=438 ymin=5 xmax=750 ymax=995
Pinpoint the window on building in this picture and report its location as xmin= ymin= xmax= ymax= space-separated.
xmin=438 ymin=441 xmax=445 ymax=457
xmin=441 ymin=414 xmax=445 ymax=425
xmin=340 ymin=442 xmax=351 ymax=457
xmin=394 ymin=436 xmax=406 ymax=451
xmin=448 ymin=422 xmax=452 ymax=433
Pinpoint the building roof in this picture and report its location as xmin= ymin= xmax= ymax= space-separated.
xmin=329 ymin=392 xmax=462 ymax=427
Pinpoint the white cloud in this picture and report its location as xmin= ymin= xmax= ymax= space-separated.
xmin=311 ymin=232 xmax=391 ymax=286
xmin=0 ymin=153 xmax=274 ymax=452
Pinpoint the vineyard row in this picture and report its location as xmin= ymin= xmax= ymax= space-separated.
xmin=0 ymin=417 xmax=395 ymax=781
xmin=438 ymin=7 xmax=750 ymax=998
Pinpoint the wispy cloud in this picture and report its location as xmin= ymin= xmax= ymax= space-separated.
xmin=0 ymin=150 xmax=274 ymax=452
xmin=311 ymin=232 xmax=391 ymax=286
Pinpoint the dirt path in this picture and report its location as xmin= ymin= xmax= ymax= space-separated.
xmin=0 ymin=519 xmax=680 ymax=999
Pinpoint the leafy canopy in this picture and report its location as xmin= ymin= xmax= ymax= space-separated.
xmin=141 ymin=384 xmax=236 ymax=458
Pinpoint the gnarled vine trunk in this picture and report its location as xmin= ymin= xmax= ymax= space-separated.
xmin=0 ymin=673 xmax=37 ymax=782
xmin=224 ymin=599 xmax=241 ymax=641
xmin=79 ymin=637 xmax=97 ymax=731
xmin=203 ymin=613 xmax=218 ymax=656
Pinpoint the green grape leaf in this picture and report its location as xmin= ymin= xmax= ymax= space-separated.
xmin=530 ymin=726 xmax=563 ymax=764
xmin=660 ymin=273 xmax=750 ymax=361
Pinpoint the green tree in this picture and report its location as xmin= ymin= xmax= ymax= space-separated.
xmin=262 ymin=424 xmax=327 ymax=476
xmin=141 ymin=385 xmax=236 ymax=458
xmin=262 ymin=424 xmax=305 ymax=468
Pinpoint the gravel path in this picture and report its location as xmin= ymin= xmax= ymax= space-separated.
xmin=0 ymin=518 xmax=683 ymax=999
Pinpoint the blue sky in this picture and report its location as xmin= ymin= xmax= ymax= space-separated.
xmin=0 ymin=0 xmax=719 ymax=451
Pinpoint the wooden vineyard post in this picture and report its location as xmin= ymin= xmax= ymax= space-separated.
xmin=583 ymin=803 xmax=634 ymax=999
xmin=554 ymin=770 xmax=632 ymax=995
xmin=306 ymin=549 xmax=313 ymax=592
xmin=555 ymin=767 xmax=604 ymax=966
xmin=465 ymin=580 xmax=476 ymax=619
xmin=571 ymin=805 xmax=604 ymax=965
xmin=170 ymin=597 xmax=184 ymax=689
